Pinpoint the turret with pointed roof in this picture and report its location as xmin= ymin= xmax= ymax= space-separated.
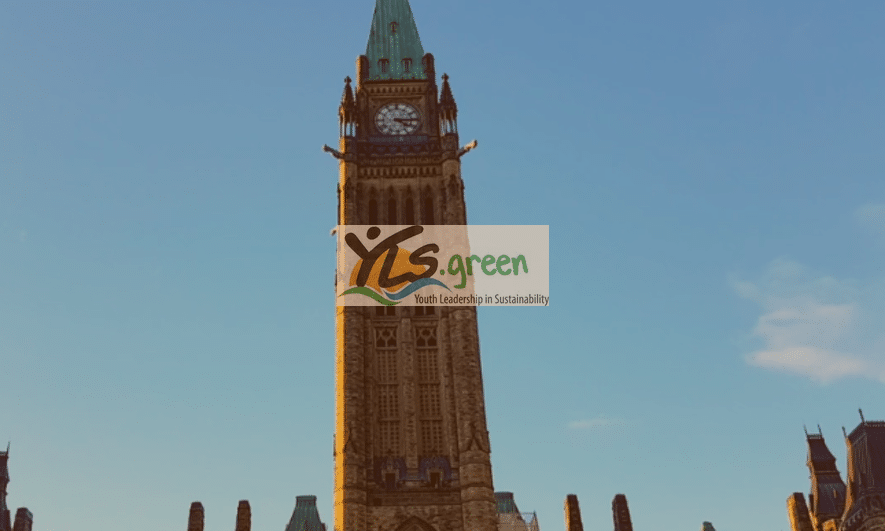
xmin=840 ymin=414 xmax=885 ymax=531
xmin=806 ymin=430 xmax=847 ymax=531
xmin=284 ymin=495 xmax=326 ymax=531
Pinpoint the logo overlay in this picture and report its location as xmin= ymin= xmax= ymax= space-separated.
xmin=336 ymin=225 xmax=548 ymax=306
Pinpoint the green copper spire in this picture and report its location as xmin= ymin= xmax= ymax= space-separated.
xmin=365 ymin=0 xmax=426 ymax=81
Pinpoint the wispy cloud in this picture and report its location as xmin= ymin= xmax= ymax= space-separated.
xmin=567 ymin=417 xmax=624 ymax=430
xmin=733 ymin=257 xmax=885 ymax=384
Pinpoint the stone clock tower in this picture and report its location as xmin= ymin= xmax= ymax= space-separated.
xmin=326 ymin=1 xmax=495 ymax=530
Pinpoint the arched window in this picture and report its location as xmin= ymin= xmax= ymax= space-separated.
xmin=368 ymin=198 xmax=378 ymax=225
xmin=390 ymin=22 xmax=398 ymax=34
xmin=378 ymin=59 xmax=389 ymax=73
xmin=404 ymin=197 xmax=415 ymax=225
xmin=423 ymin=196 xmax=434 ymax=224
xmin=388 ymin=197 xmax=397 ymax=224
xmin=402 ymin=58 xmax=412 ymax=73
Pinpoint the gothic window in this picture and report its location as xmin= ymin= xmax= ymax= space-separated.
xmin=402 ymin=58 xmax=412 ymax=73
xmin=376 ymin=327 xmax=400 ymax=454
xmin=375 ymin=327 xmax=397 ymax=350
xmin=380 ymin=421 xmax=400 ymax=454
xmin=415 ymin=306 xmax=435 ymax=316
xmin=416 ymin=327 xmax=437 ymax=348
xmin=423 ymin=196 xmax=434 ymax=224
xmin=368 ymin=198 xmax=378 ymax=224
xmin=386 ymin=306 xmax=395 ymax=316
xmin=390 ymin=22 xmax=398 ymax=34
xmin=416 ymin=326 xmax=442 ymax=456
xmin=388 ymin=197 xmax=397 ymax=224
xmin=378 ymin=386 xmax=399 ymax=417
xmin=420 ymin=421 xmax=443 ymax=455
xmin=376 ymin=305 xmax=396 ymax=317
xmin=379 ymin=59 xmax=389 ymax=73
xmin=404 ymin=197 xmax=415 ymax=225
xmin=419 ymin=384 xmax=440 ymax=416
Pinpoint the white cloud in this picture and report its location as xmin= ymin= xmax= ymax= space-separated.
xmin=567 ymin=417 xmax=624 ymax=430
xmin=734 ymin=258 xmax=885 ymax=384
xmin=747 ymin=347 xmax=872 ymax=384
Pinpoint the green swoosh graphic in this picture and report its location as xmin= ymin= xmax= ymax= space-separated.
xmin=339 ymin=286 xmax=398 ymax=306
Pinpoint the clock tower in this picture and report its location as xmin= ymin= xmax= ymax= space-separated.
xmin=328 ymin=1 xmax=495 ymax=530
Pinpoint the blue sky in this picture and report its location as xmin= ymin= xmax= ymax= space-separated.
xmin=2 ymin=1 xmax=884 ymax=530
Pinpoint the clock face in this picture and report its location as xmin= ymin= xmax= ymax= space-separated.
xmin=375 ymin=103 xmax=421 ymax=135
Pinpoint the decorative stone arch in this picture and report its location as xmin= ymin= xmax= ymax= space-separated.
xmin=393 ymin=516 xmax=437 ymax=531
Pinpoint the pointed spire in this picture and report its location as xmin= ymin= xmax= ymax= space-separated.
xmin=439 ymin=73 xmax=458 ymax=135
xmin=341 ymin=77 xmax=354 ymax=107
xmin=339 ymin=77 xmax=356 ymax=138
xmin=439 ymin=73 xmax=457 ymax=110
xmin=365 ymin=0 xmax=426 ymax=80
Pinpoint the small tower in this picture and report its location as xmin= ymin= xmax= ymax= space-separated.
xmin=187 ymin=502 xmax=204 ymax=531
xmin=339 ymin=77 xmax=356 ymax=139
xmin=11 ymin=509 xmax=31 ymax=531
xmin=439 ymin=73 xmax=458 ymax=137
xmin=564 ymin=494 xmax=584 ymax=531
xmin=235 ymin=500 xmax=251 ymax=531
xmin=612 ymin=494 xmax=633 ymax=531
xmin=1 ymin=444 xmax=11 ymax=531
xmin=788 ymin=493 xmax=815 ymax=531
xmin=331 ymin=1 xmax=494 ymax=531
xmin=805 ymin=429 xmax=846 ymax=530
xmin=284 ymin=495 xmax=326 ymax=531
xmin=840 ymin=416 xmax=885 ymax=531
xmin=494 ymin=492 xmax=539 ymax=531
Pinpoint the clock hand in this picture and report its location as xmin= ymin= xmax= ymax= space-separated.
xmin=393 ymin=118 xmax=417 ymax=123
